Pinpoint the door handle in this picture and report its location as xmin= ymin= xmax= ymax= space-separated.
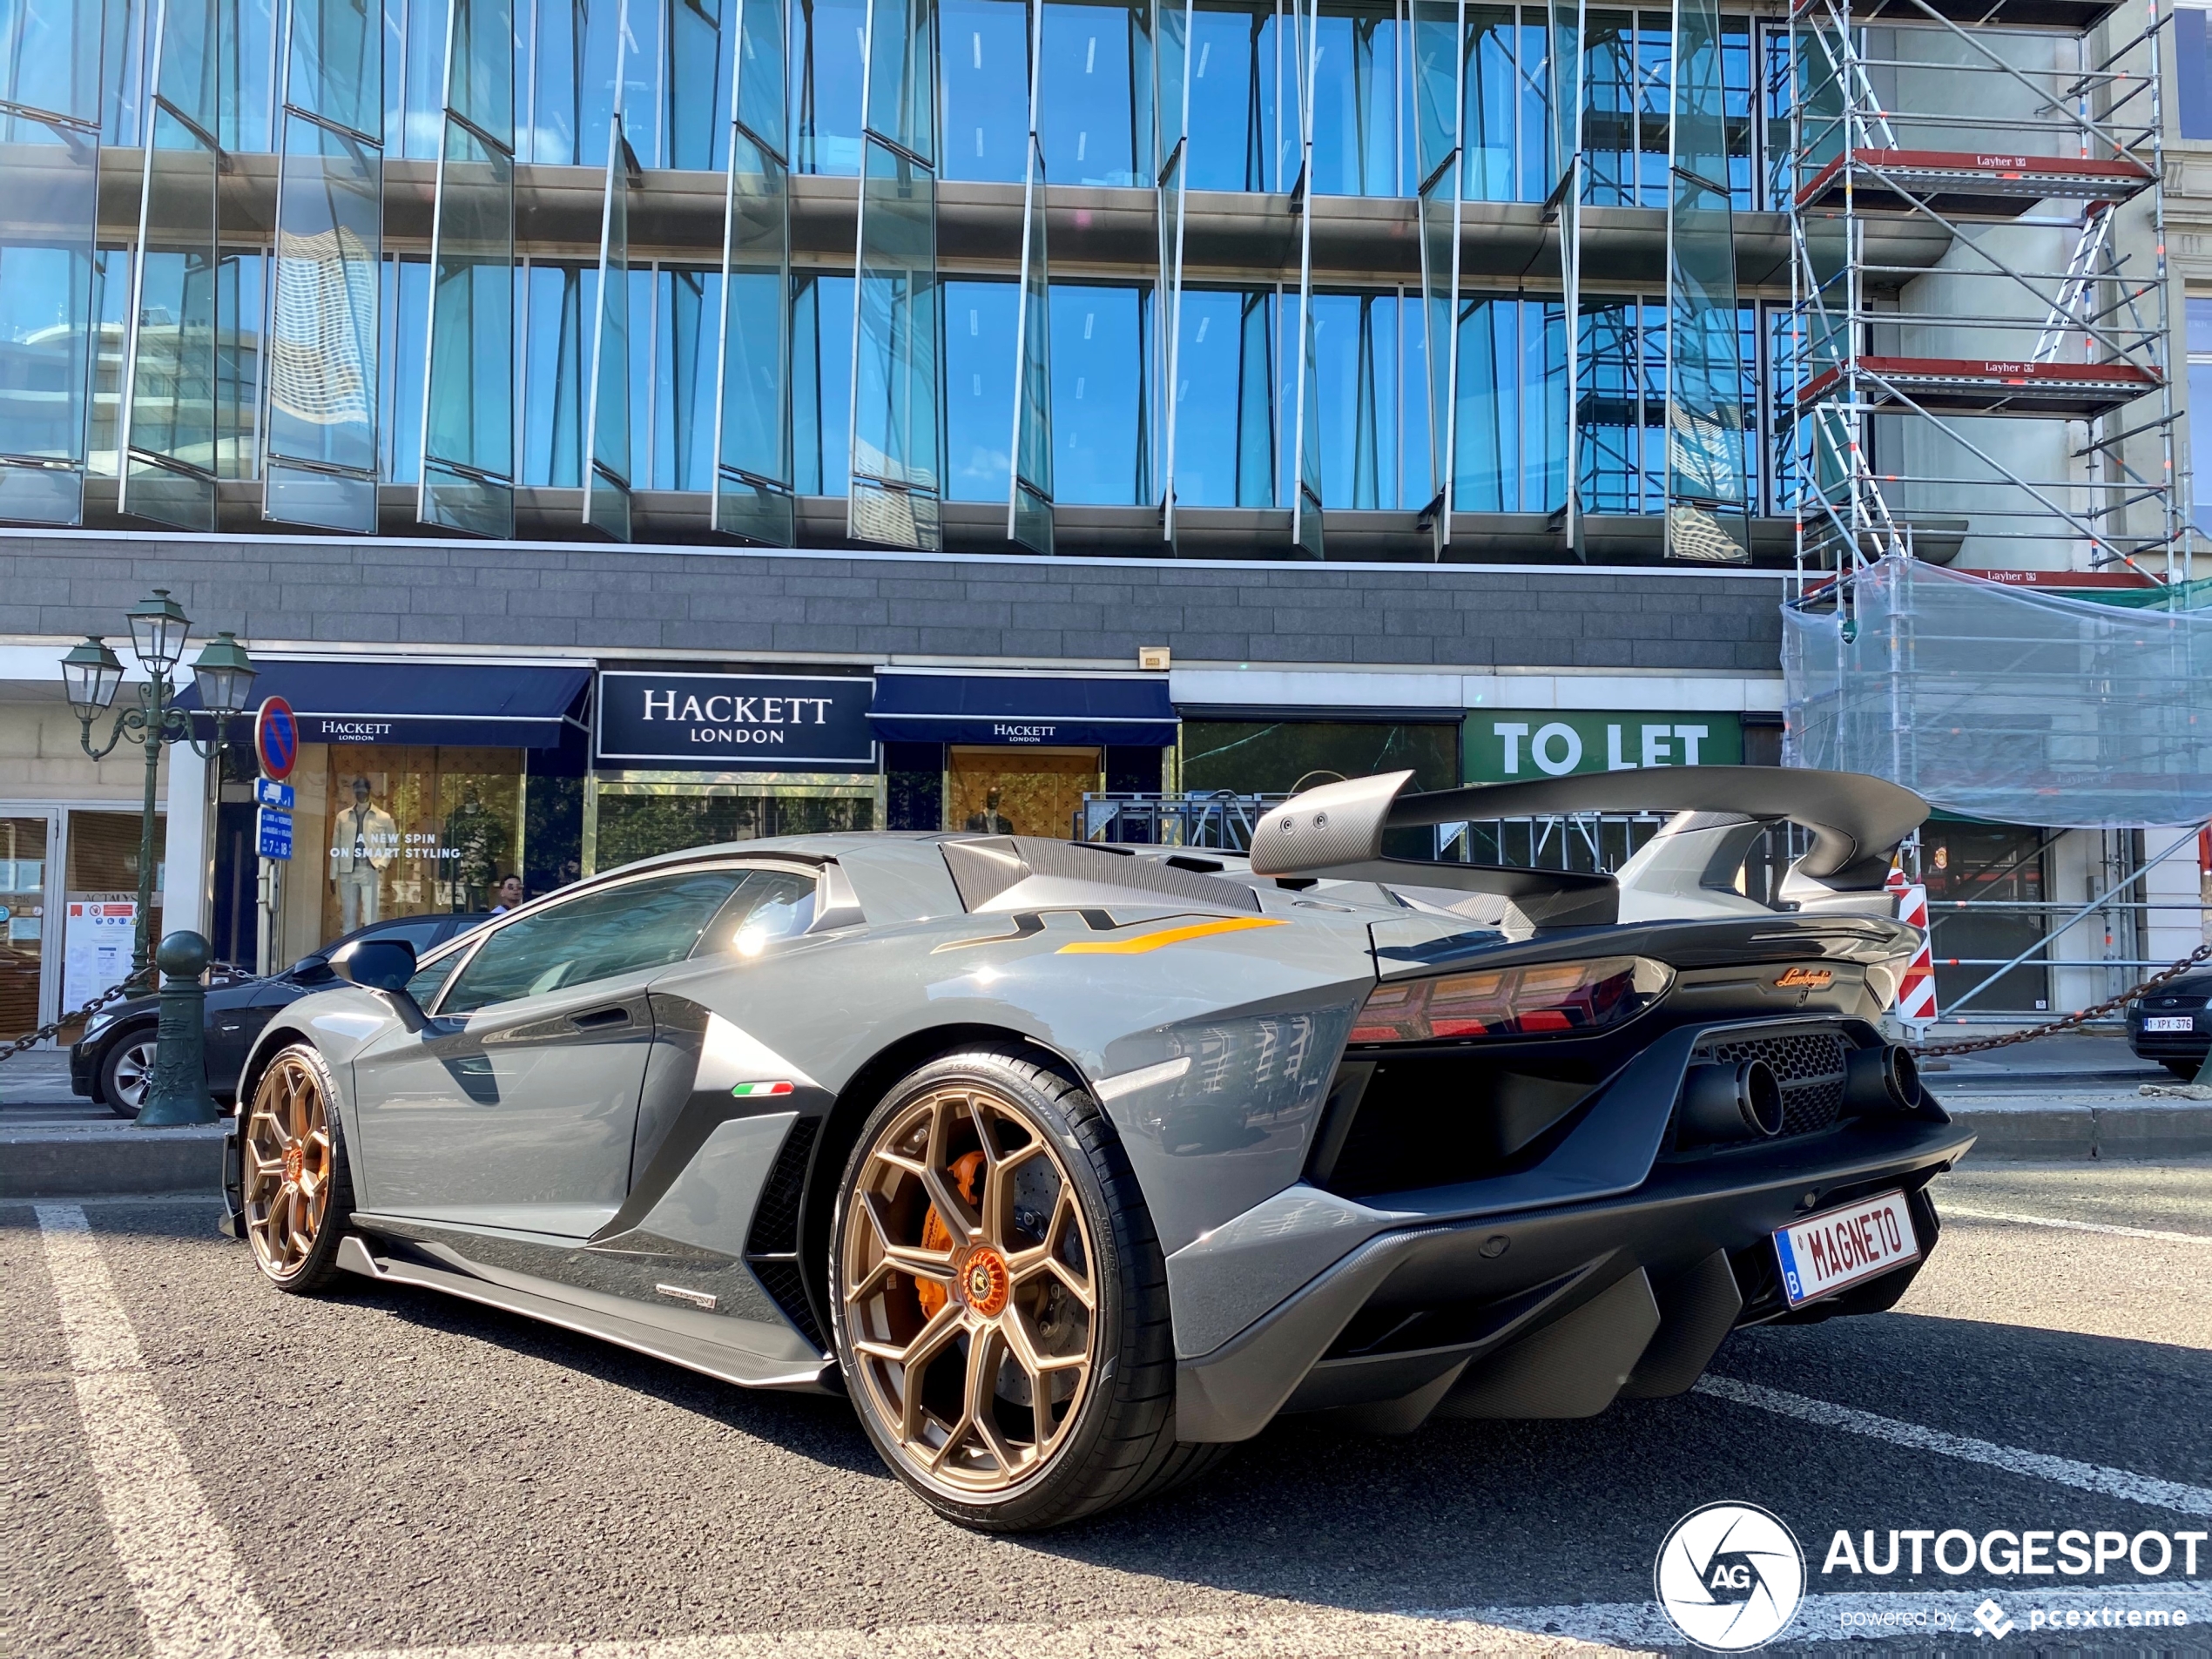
xmin=571 ymin=1006 xmax=631 ymax=1030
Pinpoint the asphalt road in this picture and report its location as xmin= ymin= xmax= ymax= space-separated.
xmin=5 ymin=1160 xmax=2209 ymax=1658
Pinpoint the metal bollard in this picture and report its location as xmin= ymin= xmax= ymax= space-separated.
xmin=138 ymin=930 xmax=220 ymax=1128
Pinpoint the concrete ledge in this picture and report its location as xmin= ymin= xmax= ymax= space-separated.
xmin=0 ymin=1123 xmax=224 ymax=1198
xmin=1947 ymin=1102 xmax=2212 ymax=1162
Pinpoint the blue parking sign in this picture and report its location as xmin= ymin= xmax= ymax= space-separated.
xmin=257 ymin=806 xmax=293 ymax=860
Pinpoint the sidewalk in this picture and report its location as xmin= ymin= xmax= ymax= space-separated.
xmin=0 ymin=1049 xmax=224 ymax=1198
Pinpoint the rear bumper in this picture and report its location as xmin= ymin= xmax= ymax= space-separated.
xmin=1174 ymin=1112 xmax=1972 ymax=1442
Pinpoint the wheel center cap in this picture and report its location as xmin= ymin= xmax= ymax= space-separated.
xmin=956 ymin=1246 xmax=1010 ymax=1318
xmin=282 ymin=1143 xmax=304 ymax=1186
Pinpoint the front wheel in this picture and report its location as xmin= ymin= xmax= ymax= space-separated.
xmin=830 ymin=1048 xmax=1228 ymax=1530
xmin=98 ymin=1026 xmax=158 ymax=1118
xmin=240 ymin=1045 xmax=355 ymax=1292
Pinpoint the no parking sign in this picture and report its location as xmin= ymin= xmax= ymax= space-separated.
xmin=253 ymin=696 xmax=298 ymax=781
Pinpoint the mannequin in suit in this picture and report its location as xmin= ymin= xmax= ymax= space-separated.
xmin=329 ymin=776 xmax=398 ymax=932
xmin=964 ymin=787 xmax=1015 ymax=835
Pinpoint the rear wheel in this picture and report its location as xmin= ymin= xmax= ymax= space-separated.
xmin=98 ymin=1026 xmax=158 ymax=1119
xmin=830 ymin=1048 xmax=1227 ymax=1529
xmin=2163 ymin=1059 xmax=2205 ymax=1081
xmin=240 ymin=1045 xmax=354 ymax=1292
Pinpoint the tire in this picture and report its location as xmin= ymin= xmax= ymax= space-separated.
xmin=829 ymin=1046 xmax=1228 ymax=1530
xmin=98 ymin=1025 xmax=158 ymax=1120
xmin=239 ymin=1044 xmax=355 ymax=1294
xmin=2163 ymin=1059 xmax=2204 ymax=1081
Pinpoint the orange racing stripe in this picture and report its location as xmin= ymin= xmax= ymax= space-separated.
xmin=1054 ymin=916 xmax=1287 ymax=954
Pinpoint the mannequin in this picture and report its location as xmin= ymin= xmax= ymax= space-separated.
xmin=329 ymin=776 xmax=398 ymax=932
xmin=964 ymin=786 xmax=1015 ymax=835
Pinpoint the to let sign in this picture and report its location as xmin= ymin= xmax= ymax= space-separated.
xmin=595 ymin=672 xmax=878 ymax=771
xmin=1463 ymin=711 xmax=1746 ymax=782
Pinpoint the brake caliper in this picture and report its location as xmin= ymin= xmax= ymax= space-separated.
xmin=914 ymin=1150 xmax=986 ymax=1319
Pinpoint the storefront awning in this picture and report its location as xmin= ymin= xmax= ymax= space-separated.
xmin=182 ymin=660 xmax=591 ymax=748
xmin=868 ymin=672 xmax=1177 ymax=747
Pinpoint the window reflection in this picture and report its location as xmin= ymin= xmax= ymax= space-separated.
xmin=1049 ymin=281 xmax=1150 ymax=503
xmin=942 ymin=0 xmax=1031 ymax=182
xmin=791 ymin=0 xmax=868 ymax=173
xmin=1040 ymin=0 xmax=1147 ymax=187
xmin=1186 ymin=2 xmax=1276 ymax=191
xmin=945 ymin=278 xmax=1018 ymax=501
xmin=793 ymin=272 xmax=855 ymax=493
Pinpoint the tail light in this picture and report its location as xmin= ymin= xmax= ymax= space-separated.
xmin=1349 ymin=955 xmax=1674 ymax=1044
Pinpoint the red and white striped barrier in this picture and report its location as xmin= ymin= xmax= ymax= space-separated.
xmin=1886 ymin=867 xmax=1939 ymax=1029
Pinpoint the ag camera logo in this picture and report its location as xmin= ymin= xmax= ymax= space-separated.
xmin=1656 ymin=1501 xmax=1807 ymax=1650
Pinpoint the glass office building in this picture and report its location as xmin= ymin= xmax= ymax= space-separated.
xmin=1 ymin=0 xmax=1791 ymax=561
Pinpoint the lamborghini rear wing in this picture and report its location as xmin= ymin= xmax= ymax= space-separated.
xmin=1248 ymin=766 xmax=1928 ymax=927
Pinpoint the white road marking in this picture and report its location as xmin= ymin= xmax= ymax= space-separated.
xmin=34 ymin=1203 xmax=287 ymax=1659
xmin=1940 ymin=1204 xmax=2212 ymax=1244
xmin=1447 ymin=1581 xmax=2212 ymax=1649
xmin=1696 ymin=1375 xmax=2212 ymax=1518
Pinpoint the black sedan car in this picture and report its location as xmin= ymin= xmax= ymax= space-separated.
xmin=71 ymin=913 xmax=489 ymax=1116
xmin=2127 ymin=972 xmax=2212 ymax=1079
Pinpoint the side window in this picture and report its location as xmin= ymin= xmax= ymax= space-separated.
xmin=407 ymin=951 xmax=466 ymax=1008
xmin=441 ymin=869 xmax=746 ymax=1015
xmin=691 ymin=870 xmax=821 ymax=959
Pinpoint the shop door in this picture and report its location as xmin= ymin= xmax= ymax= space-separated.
xmin=1922 ymin=825 xmax=2054 ymax=1014
xmin=947 ymin=747 xmax=1102 ymax=839
xmin=0 ymin=815 xmax=56 ymax=1041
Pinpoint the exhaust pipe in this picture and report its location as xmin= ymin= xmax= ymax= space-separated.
xmin=1678 ymin=1059 xmax=1784 ymax=1143
xmin=1845 ymin=1042 xmax=1923 ymax=1115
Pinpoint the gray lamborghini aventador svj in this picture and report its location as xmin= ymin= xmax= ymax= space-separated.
xmin=223 ymin=765 xmax=1970 ymax=1530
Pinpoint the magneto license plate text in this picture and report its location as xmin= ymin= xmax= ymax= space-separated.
xmin=1773 ymin=1190 xmax=1921 ymax=1307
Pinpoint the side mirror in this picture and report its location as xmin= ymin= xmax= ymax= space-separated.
xmin=332 ymin=937 xmax=417 ymax=992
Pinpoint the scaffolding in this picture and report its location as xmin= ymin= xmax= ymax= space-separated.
xmin=1781 ymin=0 xmax=2183 ymax=584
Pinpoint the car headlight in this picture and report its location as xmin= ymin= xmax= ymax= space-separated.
xmin=82 ymin=1011 xmax=116 ymax=1039
xmin=1348 ymin=955 xmax=1674 ymax=1044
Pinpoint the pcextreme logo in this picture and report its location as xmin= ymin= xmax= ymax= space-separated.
xmin=1655 ymin=1502 xmax=1807 ymax=1651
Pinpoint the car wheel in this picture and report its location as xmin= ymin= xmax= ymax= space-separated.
xmin=98 ymin=1026 xmax=158 ymax=1119
xmin=830 ymin=1047 xmax=1229 ymax=1531
xmin=239 ymin=1045 xmax=355 ymax=1293
xmin=2163 ymin=1059 xmax=2203 ymax=1081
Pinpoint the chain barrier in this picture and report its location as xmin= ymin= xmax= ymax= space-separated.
xmin=0 ymin=981 xmax=139 ymax=1065
xmin=1906 ymin=941 xmax=2212 ymax=1056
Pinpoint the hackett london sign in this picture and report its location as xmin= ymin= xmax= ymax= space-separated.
xmin=595 ymin=672 xmax=877 ymax=770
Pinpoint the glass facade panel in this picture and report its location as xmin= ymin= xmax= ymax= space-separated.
xmin=0 ymin=111 xmax=98 ymax=523
xmin=942 ymin=0 xmax=1029 ymax=180
xmin=717 ymin=126 xmax=794 ymax=542
xmin=1010 ymin=126 xmax=1054 ymax=551
xmin=4 ymin=0 xmax=106 ymax=123
xmin=1453 ymin=293 xmax=1562 ymax=511
xmin=867 ymin=0 xmax=938 ymax=164
xmin=790 ymin=0 xmax=867 ymax=172
xmin=266 ymin=111 xmax=381 ymax=530
xmin=1174 ymin=288 xmax=1273 ymax=508
xmin=584 ymin=121 xmax=633 ymax=538
xmin=1039 ymin=0 xmax=1147 ymax=186
xmin=944 ymin=276 xmax=1016 ymax=502
xmin=849 ymin=134 xmax=941 ymax=545
xmin=1310 ymin=2 xmax=1399 ymax=197
xmin=122 ymin=105 xmax=219 ymax=529
xmin=1185 ymin=1 xmax=1274 ymax=192
xmin=1308 ymin=291 xmax=1399 ymax=509
xmin=1050 ymin=281 xmax=1149 ymax=504
xmin=421 ymin=118 xmax=515 ymax=536
xmin=288 ymin=0 xmax=382 ymax=138
xmin=793 ymin=270 xmax=854 ymax=492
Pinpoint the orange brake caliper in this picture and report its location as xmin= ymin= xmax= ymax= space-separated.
xmin=914 ymin=1150 xmax=987 ymax=1318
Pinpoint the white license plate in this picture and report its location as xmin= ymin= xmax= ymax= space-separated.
xmin=2144 ymin=1015 xmax=2195 ymax=1033
xmin=1773 ymin=1190 xmax=1922 ymax=1308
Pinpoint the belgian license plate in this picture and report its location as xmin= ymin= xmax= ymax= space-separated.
xmin=2144 ymin=1015 xmax=2195 ymax=1032
xmin=1773 ymin=1190 xmax=1922 ymax=1308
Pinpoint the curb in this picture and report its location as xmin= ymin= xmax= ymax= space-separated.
xmin=0 ymin=1124 xmax=224 ymax=1199
xmin=1947 ymin=1103 xmax=2212 ymax=1161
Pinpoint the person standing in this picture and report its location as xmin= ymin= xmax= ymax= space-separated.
xmin=330 ymin=777 xmax=398 ymax=932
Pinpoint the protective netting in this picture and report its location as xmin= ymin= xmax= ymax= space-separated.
xmin=1782 ymin=555 xmax=2212 ymax=828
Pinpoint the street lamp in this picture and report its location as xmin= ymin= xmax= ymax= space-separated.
xmin=64 ymin=591 xmax=258 ymax=995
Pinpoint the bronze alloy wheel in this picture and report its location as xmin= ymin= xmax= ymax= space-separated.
xmin=242 ymin=1052 xmax=339 ymax=1283
xmin=841 ymin=1081 xmax=1099 ymax=1495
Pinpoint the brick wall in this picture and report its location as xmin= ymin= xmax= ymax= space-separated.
xmin=0 ymin=533 xmax=1788 ymax=673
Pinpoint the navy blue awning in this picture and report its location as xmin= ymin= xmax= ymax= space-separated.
xmin=182 ymin=661 xmax=591 ymax=748
xmin=867 ymin=673 xmax=1177 ymax=747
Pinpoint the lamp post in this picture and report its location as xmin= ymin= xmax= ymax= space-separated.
xmin=62 ymin=590 xmax=258 ymax=994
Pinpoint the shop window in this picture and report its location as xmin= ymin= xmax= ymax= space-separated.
xmin=886 ymin=742 xmax=946 ymax=831
xmin=0 ymin=818 xmax=50 ymax=1040
xmin=64 ymin=809 xmax=164 ymax=1012
xmin=948 ymin=747 xmax=1102 ymax=839
xmin=1180 ymin=718 xmax=1458 ymax=795
xmin=314 ymin=747 xmax=524 ymax=946
xmin=1919 ymin=825 xmax=2054 ymax=1015
xmin=592 ymin=783 xmax=878 ymax=871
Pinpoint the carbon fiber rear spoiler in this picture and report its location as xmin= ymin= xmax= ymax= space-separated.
xmin=1248 ymin=765 xmax=1927 ymax=925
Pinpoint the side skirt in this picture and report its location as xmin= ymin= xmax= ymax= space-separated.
xmin=334 ymin=1234 xmax=836 ymax=1394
